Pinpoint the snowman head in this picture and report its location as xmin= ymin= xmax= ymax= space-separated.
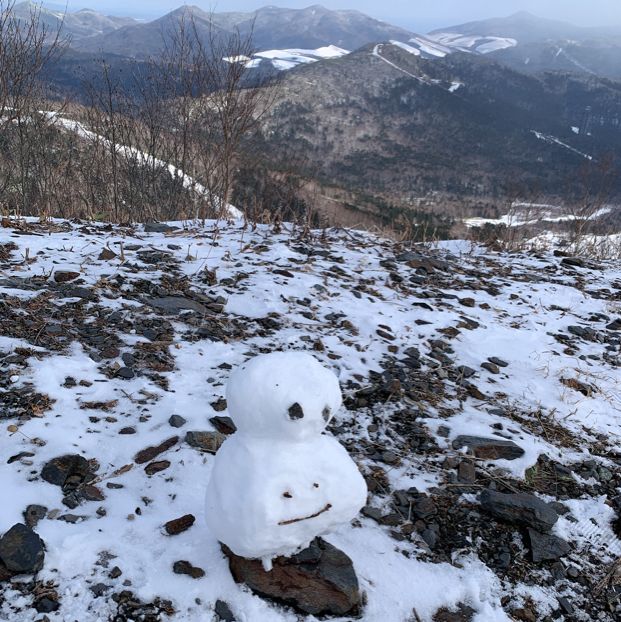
xmin=225 ymin=352 xmax=342 ymax=441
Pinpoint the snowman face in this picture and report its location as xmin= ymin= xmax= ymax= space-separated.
xmin=225 ymin=352 xmax=342 ymax=441
xmin=205 ymin=435 xmax=368 ymax=560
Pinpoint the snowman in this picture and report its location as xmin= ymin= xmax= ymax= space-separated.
xmin=205 ymin=351 xmax=368 ymax=569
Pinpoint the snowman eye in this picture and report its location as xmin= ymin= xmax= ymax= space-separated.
xmin=288 ymin=402 xmax=304 ymax=420
xmin=283 ymin=491 xmax=293 ymax=499
xmin=322 ymin=406 xmax=331 ymax=422
xmin=313 ymin=483 xmax=319 ymax=489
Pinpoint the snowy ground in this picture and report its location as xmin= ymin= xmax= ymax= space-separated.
xmin=1 ymin=218 xmax=621 ymax=621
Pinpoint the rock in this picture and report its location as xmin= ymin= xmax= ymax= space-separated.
xmin=144 ymin=460 xmax=171 ymax=476
xmin=557 ymin=596 xmax=574 ymax=615
xmin=0 ymin=523 xmax=45 ymax=574
xmin=186 ymin=431 xmax=226 ymax=454
xmin=146 ymin=296 xmax=208 ymax=315
xmin=41 ymin=455 xmax=93 ymax=490
xmin=452 ymin=436 xmax=525 ymax=460
xmin=528 ymin=529 xmax=571 ymax=562
xmin=211 ymin=398 xmax=228 ymax=412
xmin=173 ymin=560 xmax=205 ymax=578
xmin=488 ymin=357 xmax=508 ymax=368
xmin=210 ymin=416 xmax=237 ymax=435
xmin=224 ymin=538 xmax=360 ymax=616
xmin=90 ymin=582 xmax=112 ymax=597
xmin=24 ymin=505 xmax=47 ymax=528
xmin=109 ymin=566 xmax=122 ymax=579
xmin=117 ymin=367 xmax=135 ymax=380
xmin=481 ymin=362 xmax=500 ymax=374
xmin=459 ymin=297 xmax=475 ymax=308
xmin=134 ymin=436 xmax=178 ymax=464
xmin=144 ymin=222 xmax=175 ymax=233
xmin=165 ymin=514 xmax=196 ymax=535
xmin=480 ymin=490 xmax=558 ymax=533
xmin=361 ymin=506 xmax=383 ymax=522
xmin=607 ymin=318 xmax=621 ymax=331
xmin=98 ymin=248 xmax=116 ymax=260
xmin=457 ymin=461 xmax=476 ymax=484
xmin=215 ymin=599 xmax=236 ymax=621
xmin=35 ymin=597 xmax=60 ymax=613
xmin=433 ymin=603 xmax=476 ymax=621
xmin=455 ymin=366 xmax=476 ymax=378
xmin=168 ymin=415 xmax=187 ymax=428
xmin=53 ymin=270 xmax=80 ymax=283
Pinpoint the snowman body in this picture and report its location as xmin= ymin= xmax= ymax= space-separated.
xmin=205 ymin=352 xmax=367 ymax=562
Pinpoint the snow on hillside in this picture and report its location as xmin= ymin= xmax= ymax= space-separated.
xmin=1 ymin=218 xmax=621 ymax=621
xmin=224 ymin=45 xmax=349 ymax=70
xmin=427 ymin=32 xmax=517 ymax=55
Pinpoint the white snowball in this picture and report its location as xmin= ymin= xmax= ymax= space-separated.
xmin=205 ymin=435 xmax=368 ymax=561
xmin=225 ymin=351 xmax=342 ymax=441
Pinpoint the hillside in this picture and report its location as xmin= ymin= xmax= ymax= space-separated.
xmin=257 ymin=43 xmax=621 ymax=216
xmin=1 ymin=218 xmax=621 ymax=621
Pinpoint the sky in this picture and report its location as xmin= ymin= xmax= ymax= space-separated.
xmin=44 ymin=0 xmax=621 ymax=32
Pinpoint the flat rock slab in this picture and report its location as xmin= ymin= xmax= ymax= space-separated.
xmin=528 ymin=528 xmax=571 ymax=562
xmin=452 ymin=436 xmax=525 ymax=460
xmin=146 ymin=297 xmax=208 ymax=315
xmin=223 ymin=538 xmax=361 ymax=617
xmin=0 ymin=523 xmax=45 ymax=575
xmin=480 ymin=490 xmax=558 ymax=533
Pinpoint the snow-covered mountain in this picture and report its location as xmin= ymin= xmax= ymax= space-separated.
xmin=11 ymin=1 xmax=136 ymax=41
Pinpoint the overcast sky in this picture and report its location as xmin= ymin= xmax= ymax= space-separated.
xmin=45 ymin=0 xmax=621 ymax=31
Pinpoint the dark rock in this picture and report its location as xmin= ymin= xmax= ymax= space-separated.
xmin=81 ymin=485 xmax=105 ymax=502
xmin=411 ymin=497 xmax=437 ymax=520
xmin=481 ymin=362 xmax=500 ymax=374
xmin=488 ymin=357 xmax=509 ymax=368
xmin=35 ymin=597 xmax=60 ymax=613
xmin=144 ymin=222 xmax=175 ymax=233
xmin=90 ymin=583 xmax=112 ymax=597
xmin=433 ymin=603 xmax=476 ymax=621
xmin=117 ymin=367 xmax=135 ymax=380
xmin=41 ymin=454 xmax=92 ymax=489
xmin=455 ymin=366 xmax=476 ymax=378
xmin=134 ymin=436 xmax=178 ymax=464
xmin=98 ymin=248 xmax=117 ymax=260
xmin=24 ymin=505 xmax=47 ymax=528
xmin=215 ymin=599 xmax=236 ymax=621
xmin=211 ymin=398 xmax=228 ymax=412
xmin=168 ymin=415 xmax=187 ymax=428
xmin=145 ymin=460 xmax=171 ymax=476
xmin=0 ymin=523 xmax=45 ymax=574
xmin=480 ymin=490 xmax=558 ymax=533
xmin=457 ymin=461 xmax=476 ymax=484
xmin=146 ymin=296 xmax=208 ymax=315
xmin=210 ymin=416 xmax=236 ymax=435
xmin=119 ymin=426 xmax=136 ymax=435
xmin=185 ymin=431 xmax=226 ymax=454
xmin=224 ymin=538 xmax=360 ymax=616
xmin=165 ymin=514 xmax=196 ymax=535
xmin=173 ymin=560 xmax=205 ymax=579
xmin=109 ymin=566 xmax=123 ymax=579
xmin=528 ymin=529 xmax=571 ymax=562
xmin=452 ymin=436 xmax=524 ymax=460
xmin=361 ymin=506 xmax=383 ymax=522
xmin=607 ymin=318 xmax=621 ymax=331
xmin=557 ymin=596 xmax=574 ymax=615
xmin=53 ymin=270 xmax=80 ymax=283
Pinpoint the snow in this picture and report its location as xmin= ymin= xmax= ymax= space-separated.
xmin=2 ymin=218 xmax=621 ymax=621
xmin=247 ymin=45 xmax=349 ymax=71
xmin=531 ymin=130 xmax=593 ymax=161
xmin=425 ymin=32 xmax=517 ymax=55
xmin=225 ymin=352 xmax=342 ymax=440
xmin=206 ymin=352 xmax=366 ymax=562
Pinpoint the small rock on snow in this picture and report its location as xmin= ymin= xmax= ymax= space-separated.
xmin=480 ymin=490 xmax=558 ymax=533
xmin=0 ymin=523 xmax=45 ymax=575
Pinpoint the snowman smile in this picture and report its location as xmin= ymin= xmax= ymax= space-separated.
xmin=278 ymin=503 xmax=332 ymax=526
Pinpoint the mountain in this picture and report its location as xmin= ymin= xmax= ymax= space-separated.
xmin=72 ymin=4 xmax=416 ymax=59
xmin=11 ymin=2 xmax=135 ymax=41
xmin=255 ymin=42 xmax=621 ymax=217
xmin=74 ymin=5 xmax=225 ymax=58
xmin=430 ymin=12 xmax=621 ymax=81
